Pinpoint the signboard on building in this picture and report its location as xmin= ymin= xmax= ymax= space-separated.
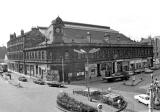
xmin=46 ymin=70 xmax=59 ymax=81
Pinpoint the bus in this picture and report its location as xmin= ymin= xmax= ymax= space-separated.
xmin=0 ymin=63 xmax=8 ymax=72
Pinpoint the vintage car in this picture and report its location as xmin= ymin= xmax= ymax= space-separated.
xmin=144 ymin=68 xmax=153 ymax=73
xmin=151 ymin=66 xmax=160 ymax=70
xmin=134 ymin=94 xmax=150 ymax=105
xmin=46 ymin=81 xmax=63 ymax=87
xmin=33 ymin=78 xmax=45 ymax=85
xmin=126 ymin=71 xmax=134 ymax=76
xmin=102 ymin=71 xmax=130 ymax=82
xmin=134 ymin=68 xmax=145 ymax=74
xmin=102 ymin=93 xmax=127 ymax=109
xmin=18 ymin=76 xmax=27 ymax=82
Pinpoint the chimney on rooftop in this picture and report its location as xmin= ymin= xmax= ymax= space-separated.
xmin=13 ymin=32 xmax=16 ymax=38
xmin=21 ymin=29 xmax=24 ymax=36
xmin=10 ymin=34 xmax=13 ymax=40
xmin=31 ymin=27 xmax=37 ymax=31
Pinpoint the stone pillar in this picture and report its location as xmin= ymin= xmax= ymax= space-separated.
xmin=37 ymin=66 xmax=40 ymax=77
xmin=34 ymin=65 xmax=36 ymax=77
xmin=29 ymin=64 xmax=31 ymax=76
xmin=114 ymin=62 xmax=117 ymax=73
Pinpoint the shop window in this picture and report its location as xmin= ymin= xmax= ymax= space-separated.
xmin=39 ymin=67 xmax=41 ymax=75
xmin=36 ymin=65 xmax=38 ymax=74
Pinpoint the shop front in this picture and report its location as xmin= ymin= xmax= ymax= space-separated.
xmin=88 ymin=64 xmax=97 ymax=78
xmin=129 ymin=59 xmax=148 ymax=70
xmin=100 ymin=62 xmax=113 ymax=77
xmin=38 ymin=64 xmax=47 ymax=80
xmin=122 ymin=61 xmax=129 ymax=71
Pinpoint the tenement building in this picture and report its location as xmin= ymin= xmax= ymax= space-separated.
xmin=7 ymin=17 xmax=153 ymax=82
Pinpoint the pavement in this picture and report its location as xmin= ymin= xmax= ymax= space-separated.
xmin=123 ymin=78 xmax=143 ymax=86
xmin=69 ymin=76 xmax=102 ymax=85
xmin=0 ymin=69 xmax=160 ymax=112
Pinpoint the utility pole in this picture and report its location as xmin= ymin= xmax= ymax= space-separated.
xmin=149 ymin=84 xmax=153 ymax=112
xmin=149 ymin=74 xmax=153 ymax=112
xmin=86 ymin=54 xmax=90 ymax=101
xmin=23 ymin=35 xmax=26 ymax=75
xmin=73 ymin=48 xmax=100 ymax=101
xmin=62 ymin=56 xmax=65 ymax=84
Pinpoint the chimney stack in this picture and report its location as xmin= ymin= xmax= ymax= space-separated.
xmin=31 ymin=27 xmax=37 ymax=31
xmin=21 ymin=29 xmax=24 ymax=36
xmin=13 ymin=32 xmax=16 ymax=38
xmin=10 ymin=34 xmax=13 ymax=40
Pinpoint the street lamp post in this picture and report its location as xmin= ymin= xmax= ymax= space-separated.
xmin=74 ymin=48 xmax=100 ymax=101
xmin=149 ymin=74 xmax=153 ymax=112
xmin=61 ymin=56 xmax=65 ymax=84
xmin=23 ymin=35 xmax=26 ymax=75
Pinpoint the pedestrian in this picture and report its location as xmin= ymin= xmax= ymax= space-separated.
xmin=132 ymin=75 xmax=135 ymax=86
xmin=154 ymin=78 xmax=159 ymax=85
xmin=18 ymin=79 xmax=21 ymax=87
xmin=8 ymin=74 xmax=11 ymax=80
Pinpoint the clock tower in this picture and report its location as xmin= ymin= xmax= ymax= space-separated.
xmin=52 ymin=16 xmax=64 ymax=43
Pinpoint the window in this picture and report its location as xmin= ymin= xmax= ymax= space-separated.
xmin=35 ymin=51 xmax=37 ymax=59
xmin=32 ymin=52 xmax=34 ymax=59
xmin=38 ymin=51 xmax=41 ymax=59
xmin=42 ymin=51 xmax=44 ymax=59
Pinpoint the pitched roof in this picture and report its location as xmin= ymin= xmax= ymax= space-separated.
xmin=64 ymin=21 xmax=110 ymax=30
xmin=62 ymin=26 xmax=134 ymax=44
xmin=40 ymin=17 xmax=136 ymax=45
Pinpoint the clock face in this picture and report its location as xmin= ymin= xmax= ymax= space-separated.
xmin=55 ymin=28 xmax=60 ymax=33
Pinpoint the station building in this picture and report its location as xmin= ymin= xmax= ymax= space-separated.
xmin=7 ymin=17 xmax=153 ymax=82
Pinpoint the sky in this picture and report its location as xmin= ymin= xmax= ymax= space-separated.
xmin=0 ymin=0 xmax=160 ymax=46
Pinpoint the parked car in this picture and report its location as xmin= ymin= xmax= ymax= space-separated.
xmin=126 ymin=71 xmax=134 ymax=76
xmin=144 ymin=68 xmax=153 ymax=73
xmin=151 ymin=66 xmax=160 ymax=70
xmin=46 ymin=81 xmax=63 ymax=87
xmin=103 ymin=71 xmax=130 ymax=82
xmin=134 ymin=94 xmax=150 ymax=105
xmin=18 ymin=76 xmax=27 ymax=82
xmin=102 ymin=93 xmax=127 ymax=109
xmin=134 ymin=69 xmax=144 ymax=74
xmin=33 ymin=79 xmax=45 ymax=85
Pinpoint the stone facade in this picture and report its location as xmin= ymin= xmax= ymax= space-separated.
xmin=7 ymin=17 xmax=153 ymax=82
xmin=7 ymin=28 xmax=45 ymax=73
